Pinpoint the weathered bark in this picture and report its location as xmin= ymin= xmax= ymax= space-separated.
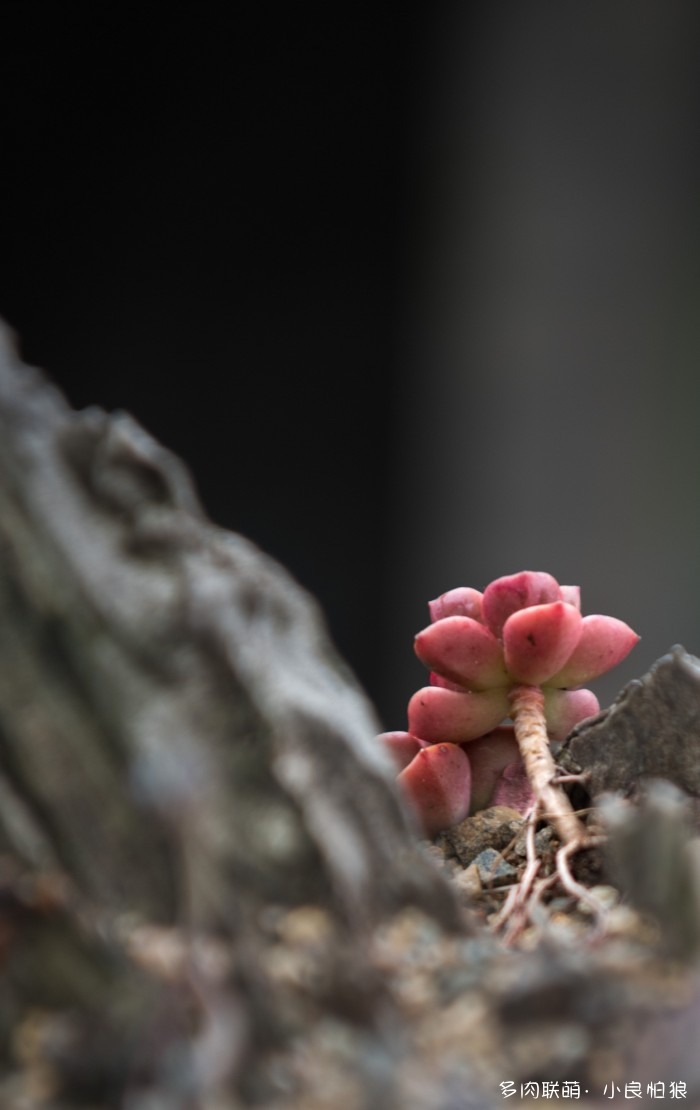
xmin=0 ymin=324 xmax=459 ymax=1105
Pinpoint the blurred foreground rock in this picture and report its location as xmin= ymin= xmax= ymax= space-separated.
xmin=0 ymin=326 xmax=457 ymax=1106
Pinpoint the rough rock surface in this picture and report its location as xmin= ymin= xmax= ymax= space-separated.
xmin=560 ymin=645 xmax=700 ymax=799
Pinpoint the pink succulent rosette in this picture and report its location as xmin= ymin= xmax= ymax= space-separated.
xmin=380 ymin=571 xmax=639 ymax=836
xmin=381 ymin=724 xmax=530 ymax=837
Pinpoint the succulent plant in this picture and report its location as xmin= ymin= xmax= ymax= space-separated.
xmin=380 ymin=571 xmax=639 ymax=840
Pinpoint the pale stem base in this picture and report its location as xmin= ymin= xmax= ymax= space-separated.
xmin=509 ymin=684 xmax=586 ymax=847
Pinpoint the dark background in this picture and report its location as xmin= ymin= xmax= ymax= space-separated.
xmin=0 ymin=7 xmax=435 ymax=725
xmin=3 ymin=5 xmax=700 ymax=730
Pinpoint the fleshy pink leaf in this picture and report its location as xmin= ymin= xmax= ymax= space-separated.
xmin=503 ymin=601 xmax=582 ymax=685
xmin=429 ymin=587 xmax=483 ymax=624
xmin=559 ymin=585 xmax=581 ymax=610
xmin=481 ymin=571 xmax=562 ymax=638
xmin=490 ymin=761 xmax=534 ymax=814
xmin=547 ymin=614 xmax=640 ymax=687
xmin=543 ymin=688 xmax=600 ymax=741
xmin=398 ymin=742 xmax=472 ymax=836
xmin=429 ymin=672 xmax=464 ymax=691
xmin=377 ymin=731 xmax=427 ymax=772
xmin=464 ymin=726 xmax=521 ymax=813
xmin=408 ymin=686 xmax=509 ymax=743
xmin=414 ymin=616 xmax=508 ymax=690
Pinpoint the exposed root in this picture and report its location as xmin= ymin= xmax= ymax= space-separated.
xmin=465 ymin=691 xmax=607 ymax=943
xmin=491 ymin=810 xmax=540 ymax=939
xmin=492 ymin=808 xmax=552 ymax=944
xmin=490 ymin=803 xmax=608 ymax=945
xmin=551 ymin=771 xmax=591 ymax=786
xmin=556 ymin=836 xmax=609 ymax=937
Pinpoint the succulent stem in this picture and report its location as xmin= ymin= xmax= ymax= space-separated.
xmin=509 ymin=684 xmax=585 ymax=847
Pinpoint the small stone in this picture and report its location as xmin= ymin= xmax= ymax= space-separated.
xmin=605 ymin=904 xmax=654 ymax=940
xmin=473 ymin=848 xmax=517 ymax=884
xmin=546 ymin=912 xmax=589 ymax=943
xmin=276 ymin=905 xmax=335 ymax=946
xmin=513 ymin=824 xmax=555 ymax=858
xmin=446 ymin=807 xmax=524 ymax=867
xmin=577 ymin=884 xmax=619 ymax=914
xmin=453 ymin=862 xmax=482 ymax=899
